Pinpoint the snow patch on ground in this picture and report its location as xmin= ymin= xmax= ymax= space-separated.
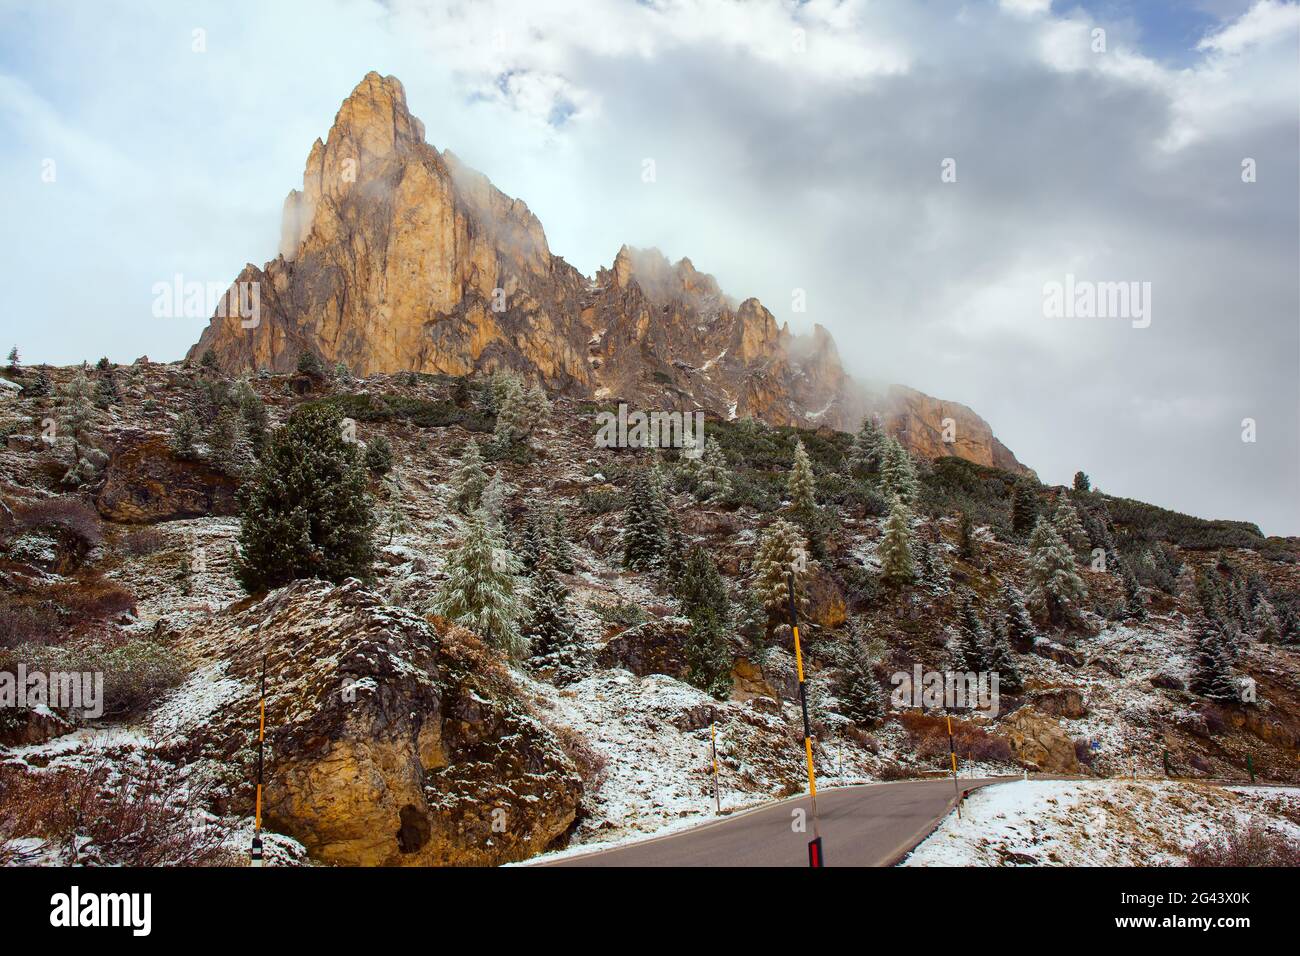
xmin=903 ymin=779 xmax=1300 ymax=866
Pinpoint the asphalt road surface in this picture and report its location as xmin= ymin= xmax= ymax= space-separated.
xmin=546 ymin=777 xmax=1013 ymax=867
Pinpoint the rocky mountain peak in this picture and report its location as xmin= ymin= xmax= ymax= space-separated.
xmin=191 ymin=71 xmax=1029 ymax=473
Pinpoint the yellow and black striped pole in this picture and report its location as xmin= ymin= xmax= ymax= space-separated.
xmin=710 ymin=708 xmax=721 ymax=815
xmin=251 ymin=654 xmax=266 ymax=867
xmin=945 ymin=708 xmax=961 ymax=820
xmin=787 ymin=570 xmax=823 ymax=866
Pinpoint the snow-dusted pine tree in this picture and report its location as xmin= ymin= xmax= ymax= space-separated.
xmin=1052 ymin=500 xmax=1090 ymax=558
xmin=839 ymin=639 xmax=885 ymax=726
xmin=1012 ymin=480 xmax=1038 ymax=538
xmin=695 ymin=440 xmax=732 ymax=503
xmin=848 ymin=416 xmax=884 ymax=474
xmin=525 ymin=552 xmax=584 ymax=682
xmin=787 ymin=439 xmax=824 ymax=554
xmin=751 ymin=518 xmax=810 ymax=618
xmin=233 ymin=403 xmax=376 ymax=592
xmin=622 ymin=467 xmax=667 ymax=571
xmin=1026 ymin=516 xmax=1088 ymax=627
xmin=1001 ymin=582 xmax=1037 ymax=652
xmin=878 ymin=494 xmax=916 ymax=587
xmin=169 ymin=411 xmax=199 ymax=459
xmin=678 ymin=546 xmax=733 ymax=699
xmin=879 ymin=437 xmax=919 ymax=503
xmin=451 ymin=439 xmax=488 ymax=513
xmin=494 ymin=380 xmax=551 ymax=447
xmin=1122 ymin=561 xmax=1147 ymax=620
xmin=1190 ymin=618 xmax=1237 ymax=702
xmin=433 ymin=509 xmax=525 ymax=659
xmin=957 ymin=509 xmax=978 ymax=564
xmin=984 ymin=618 xmax=1023 ymax=692
xmin=479 ymin=473 xmax=509 ymax=529
xmin=1252 ymin=597 xmax=1282 ymax=643
xmin=954 ymin=591 xmax=990 ymax=672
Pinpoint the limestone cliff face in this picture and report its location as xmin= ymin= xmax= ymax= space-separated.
xmin=188 ymin=72 xmax=1029 ymax=473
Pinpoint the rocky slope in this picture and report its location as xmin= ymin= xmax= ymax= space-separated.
xmin=2 ymin=360 xmax=1298 ymax=866
xmin=187 ymin=72 xmax=1028 ymax=473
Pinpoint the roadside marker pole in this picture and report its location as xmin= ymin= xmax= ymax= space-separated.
xmin=710 ymin=709 xmax=721 ymax=815
xmin=945 ymin=709 xmax=961 ymax=820
xmin=787 ymin=570 xmax=824 ymax=866
xmin=250 ymin=654 xmax=266 ymax=867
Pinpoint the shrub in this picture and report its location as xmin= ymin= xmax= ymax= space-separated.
xmin=12 ymin=497 xmax=103 ymax=553
xmin=1184 ymin=823 xmax=1300 ymax=867
xmin=0 ymin=636 xmax=185 ymax=717
xmin=592 ymin=600 xmax=648 ymax=630
xmin=0 ymin=600 xmax=60 ymax=648
xmin=0 ymin=755 xmax=234 ymax=866
xmin=120 ymin=527 xmax=168 ymax=557
xmin=897 ymin=711 xmax=1015 ymax=765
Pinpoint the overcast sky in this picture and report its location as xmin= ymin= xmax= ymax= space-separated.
xmin=1 ymin=0 xmax=1297 ymax=535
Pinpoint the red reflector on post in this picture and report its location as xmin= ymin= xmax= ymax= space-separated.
xmin=808 ymin=836 xmax=824 ymax=868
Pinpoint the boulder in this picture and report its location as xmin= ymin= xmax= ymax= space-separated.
xmin=96 ymin=433 xmax=238 ymax=523
xmin=804 ymin=566 xmax=847 ymax=629
xmin=1028 ymin=687 xmax=1088 ymax=719
xmin=162 ymin=579 xmax=581 ymax=866
xmin=596 ymin=616 xmax=692 ymax=679
xmin=1002 ymin=707 xmax=1080 ymax=774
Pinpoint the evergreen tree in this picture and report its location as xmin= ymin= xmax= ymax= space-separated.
xmin=787 ymin=439 xmax=823 ymax=552
xmin=839 ymin=639 xmax=885 ymax=725
xmin=233 ymin=404 xmax=376 ymax=592
xmin=879 ymin=437 xmax=919 ymax=503
xmin=659 ymin=508 xmax=687 ymax=594
xmin=451 ymin=439 xmax=488 ymax=513
xmin=1190 ymin=618 xmax=1237 ymax=702
xmin=200 ymin=349 xmax=219 ymax=372
xmin=1001 ymin=583 xmax=1037 ymax=652
xmin=1026 ymin=516 xmax=1088 ymax=627
xmin=1122 ymin=561 xmax=1146 ymax=620
xmin=58 ymin=369 xmax=95 ymax=440
xmin=695 ymin=440 xmax=732 ymax=503
xmin=548 ymin=509 xmax=574 ymax=574
xmin=169 ymin=411 xmax=199 ymax=458
xmin=433 ymin=509 xmax=525 ymax=659
xmin=333 ymin=361 xmax=353 ymax=384
xmin=479 ymin=473 xmax=509 ymax=529
xmin=364 ymin=434 xmax=394 ymax=475
xmin=1012 ymin=480 xmax=1038 ymax=537
xmin=1252 ymin=598 xmax=1282 ymax=643
xmin=6 ymin=345 xmax=19 ymax=374
xmin=380 ymin=472 xmax=410 ymax=545
xmin=954 ymin=591 xmax=990 ymax=671
xmin=206 ymin=405 xmax=242 ymax=460
xmin=296 ymin=350 xmax=325 ymax=378
xmin=233 ymin=379 xmax=268 ymax=454
xmin=878 ymin=494 xmax=916 ymax=587
xmin=622 ymin=467 xmax=667 ymax=571
xmin=751 ymin=518 xmax=810 ymax=619
xmin=517 ymin=502 xmax=548 ymax=572
xmin=526 ymin=552 xmax=584 ymax=682
xmin=848 ymin=415 xmax=884 ymax=474
xmin=678 ymin=546 xmax=733 ymax=699
xmin=26 ymin=368 xmax=52 ymax=398
xmin=984 ymin=620 xmax=1023 ymax=693
xmin=957 ymin=510 xmax=977 ymax=564
xmin=1052 ymin=500 xmax=1090 ymax=558
xmin=495 ymin=380 xmax=551 ymax=447
xmin=1073 ymin=471 xmax=1091 ymax=492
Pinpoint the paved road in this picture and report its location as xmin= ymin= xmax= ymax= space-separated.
xmin=546 ymin=777 xmax=1013 ymax=867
